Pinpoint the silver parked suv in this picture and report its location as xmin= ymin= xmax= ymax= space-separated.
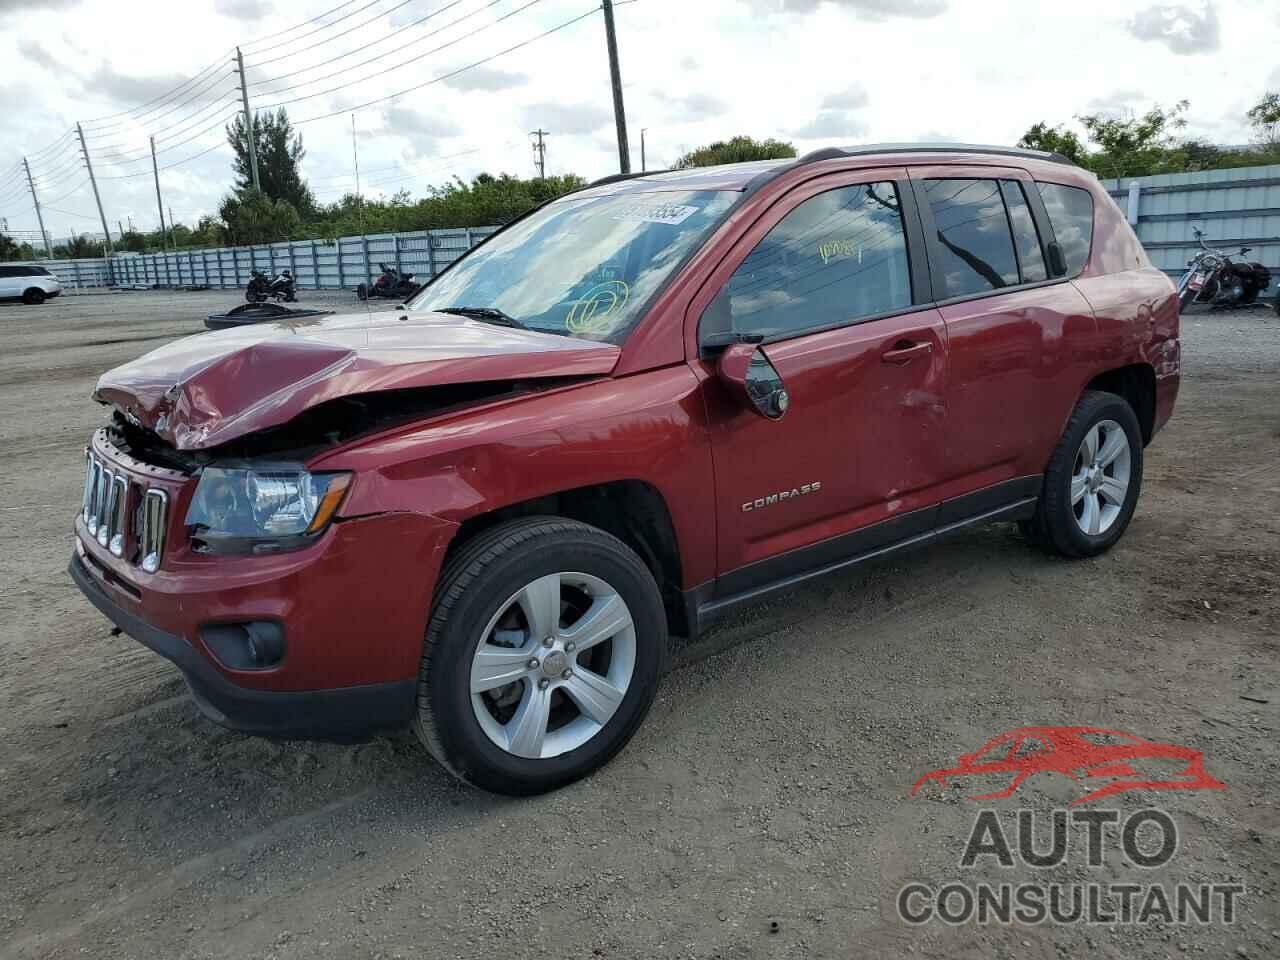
xmin=0 ymin=264 xmax=62 ymax=304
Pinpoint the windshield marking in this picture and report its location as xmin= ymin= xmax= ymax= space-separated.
xmin=610 ymin=202 xmax=700 ymax=225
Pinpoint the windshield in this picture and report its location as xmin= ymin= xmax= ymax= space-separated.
xmin=408 ymin=189 xmax=739 ymax=342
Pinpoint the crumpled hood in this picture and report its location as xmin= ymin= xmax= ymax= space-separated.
xmin=95 ymin=309 xmax=620 ymax=450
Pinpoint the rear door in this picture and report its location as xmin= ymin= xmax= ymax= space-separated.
xmin=0 ymin=267 xmax=21 ymax=297
xmin=690 ymin=170 xmax=950 ymax=590
xmin=909 ymin=166 xmax=1096 ymax=499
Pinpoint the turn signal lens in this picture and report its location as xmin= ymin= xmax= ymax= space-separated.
xmin=305 ymin=473 xmax=352 ymax=534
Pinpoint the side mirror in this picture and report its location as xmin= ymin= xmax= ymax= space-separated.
xmin=715 ymin=341 xmax=789 ymax=420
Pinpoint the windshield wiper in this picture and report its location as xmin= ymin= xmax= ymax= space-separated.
xmin=436 ymin=306 xmax=529 ymax=330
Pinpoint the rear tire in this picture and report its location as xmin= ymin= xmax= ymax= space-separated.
xmin=413 ymin=517 xmax=666 ymax=795
xmin=22 ymin=288 xmax=45 ymax=305
xmin=1026 ymin=390 xmax=1144 ymax=558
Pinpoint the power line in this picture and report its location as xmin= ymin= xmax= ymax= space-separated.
xmin=310 ymin=143 xmax=502 ymax=183
xmin=95 ymin=75 xmax=238 ymax=144
xmin=82 ymin=50 xmax=236 ymax=128
xmin=25 ymin=128 xmax=77 ymax=162
xmin=31 ymin=156 xmax=87 ymax=186
xmin=293 ymin=6 xmax=599 ymax=125
xmin=95 ymin=117 xmax=237 ymax=179
xmin=44 ymin=178 xmax=91 ymax=207
xmin=249 ymin=0 xmax=420 ymax=71
xmin=257 ymin=0 xmax=548 ymax=110
xmin=248 ymin=0 xmax=487 ymax=90
xmin=240 ymin=0 xmax=366 ymax=50
xmin=45 ymin=205 xmax=102 ymax=221
xmin=352 ymin=141 xmax=522 ymax=190
xmin=248 ymin=0 xmax=409 ymax=66
xmin=92 ymin=140 xmax=232 ymax=181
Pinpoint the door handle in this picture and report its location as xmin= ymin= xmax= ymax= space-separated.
xmin=881 ymin=340 xmax=933 ymax=365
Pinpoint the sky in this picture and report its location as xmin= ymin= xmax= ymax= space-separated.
xmin=1 ymin=0 xmax=1277 ymax=243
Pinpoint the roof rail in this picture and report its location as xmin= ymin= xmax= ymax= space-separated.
xmin=586 ymin=169 xmax=673 ymax=189
xmin=796 ymin=142 xmax=1075 ymax=167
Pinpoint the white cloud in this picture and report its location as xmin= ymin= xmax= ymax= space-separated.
xmin=1127 ymin=2 xmax=1220 ymax=55
xmin=214 ymin=0 xmax=267 ymax=20
xmin=0 ymin=0 xmax=1272 ymax=238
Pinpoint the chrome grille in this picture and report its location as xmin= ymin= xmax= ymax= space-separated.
xmin=140 ymin=489 xmax=168 ymax=573
xmin=81 ymin=449 xmax=169 ymax=572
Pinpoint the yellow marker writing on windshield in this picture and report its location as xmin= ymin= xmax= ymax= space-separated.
xmin=566 ymin=281 xmax=630 ymax=334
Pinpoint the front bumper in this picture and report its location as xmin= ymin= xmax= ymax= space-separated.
xmin=71 ymin=553 xmax=415 ymax=740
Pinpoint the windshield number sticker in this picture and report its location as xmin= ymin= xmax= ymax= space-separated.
xmin=611 ymin=203 xmax=699 ymax=226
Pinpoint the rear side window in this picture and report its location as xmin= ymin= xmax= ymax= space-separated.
xmin=1036 ymin=182 xmax=1094 ymax=276
xmin=0 ymin=266 xmax=19 ymax=278
xmin=923 ymin=178 xmax=1019 ymax=298
xmin=999 ymin=180 xmax=1047 ymax=283
xmin=708 ymin=181 xmax=912 ymax=340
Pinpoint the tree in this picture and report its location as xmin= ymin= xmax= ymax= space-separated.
xmin=218 ymin=189 xmax=301 ymax=246
xmin=1167 ymin=137 xmax=1222 ymax=172
xmin=300 ymin=173 xmax=585 ymax=238
xmin=1246 ymin=92 xmax=1280 ymax=147
xmin=1016 ymin=123 xmax=1087 ymax=165
xmin=674 ymin=136 xmax=797 ymax=169
xmin=53 ymin=234 xmax=106 ymax=258
xmin=1075 ymin=100 xmax=1190 ymax=178
xmin=119 ymin=230 xmax=148 ymax=253
xmin=226 ymin=108 xmax=314 ymax=213
xmin=0 ymin=233 xmax=36 ymax=261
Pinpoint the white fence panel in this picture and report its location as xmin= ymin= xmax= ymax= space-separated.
xmin=20 ymin=224 xmax=499 ymax=291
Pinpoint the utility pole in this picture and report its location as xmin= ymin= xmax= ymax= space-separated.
xmin=117 ymin=219 xmax=125 ymax=239
xmin=601 ymin=0 xmax=630 ymax=174
xmin=235 ymin=47 xmax=262 ymax=192
xmin=168 ymin=206 xmax=176 ymax=246
xmin=530 ymin=129 xmax=548 ymax=178
xmin=150 ymin=135 xmax=171 ymax=251
xmin=75 ymin=122 xmax=114 ymax=257
xmin=22 ymin=157 xmax=53 ymax=258
xmin=640 ymin=128 xmax=647 ymax=172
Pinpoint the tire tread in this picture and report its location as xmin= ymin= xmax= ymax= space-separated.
xmin=412 ymin=516 xmax=661 ymax=792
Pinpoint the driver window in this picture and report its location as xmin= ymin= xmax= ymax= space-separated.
xmin=702 ymin=181 xmax=911 ymax=342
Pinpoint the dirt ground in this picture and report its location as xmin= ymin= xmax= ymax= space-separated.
xmin=0 ymin=289 xmax=1276 ymax=960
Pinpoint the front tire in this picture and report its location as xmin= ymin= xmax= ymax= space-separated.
xmin=413 ymin=517 xmax=666 ymax=795
xmin=1024 ymin=390 xmax=1144 ymax=558
xmin=22 ymin=288 xmax=46 ymax=305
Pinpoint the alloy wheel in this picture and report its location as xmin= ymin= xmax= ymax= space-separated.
xmin=1070 ymin=418 xmax=1131 ymax=536
xmin=469 ymin=572 xmax=636 ymax=759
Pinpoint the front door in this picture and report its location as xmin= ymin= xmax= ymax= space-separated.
xmin=689 ymin=171 xmax=950 ymax=595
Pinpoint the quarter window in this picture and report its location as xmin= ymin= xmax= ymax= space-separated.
xmin=923 ymin=178 xmax=1019 ymax=298
xmin=705 ymin=181 xmax=911 ymax=341
xmin=999 ymin=180 xmax=1048 ymax=283
xmin=1036 ymin=182 xmax=1094 ymax=276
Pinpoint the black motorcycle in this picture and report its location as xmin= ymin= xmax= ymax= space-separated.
xmin=356 ymin=263 xmax=420 ymax=301
xmin=1177 ymin=229 xmax=1272 ymax=312
xmin=245 ymin=269 xmax=298 ymax=304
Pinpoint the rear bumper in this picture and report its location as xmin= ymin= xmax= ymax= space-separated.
xmin=70 ymin=553 xmax=416 ymax=741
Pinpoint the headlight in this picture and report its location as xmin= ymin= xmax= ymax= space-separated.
xmin=186 ymin=467 xmax=351 ymax=553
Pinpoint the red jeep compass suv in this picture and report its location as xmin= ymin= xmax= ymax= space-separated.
xmin=71 ymin=144 xmax=1180 ymax=795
